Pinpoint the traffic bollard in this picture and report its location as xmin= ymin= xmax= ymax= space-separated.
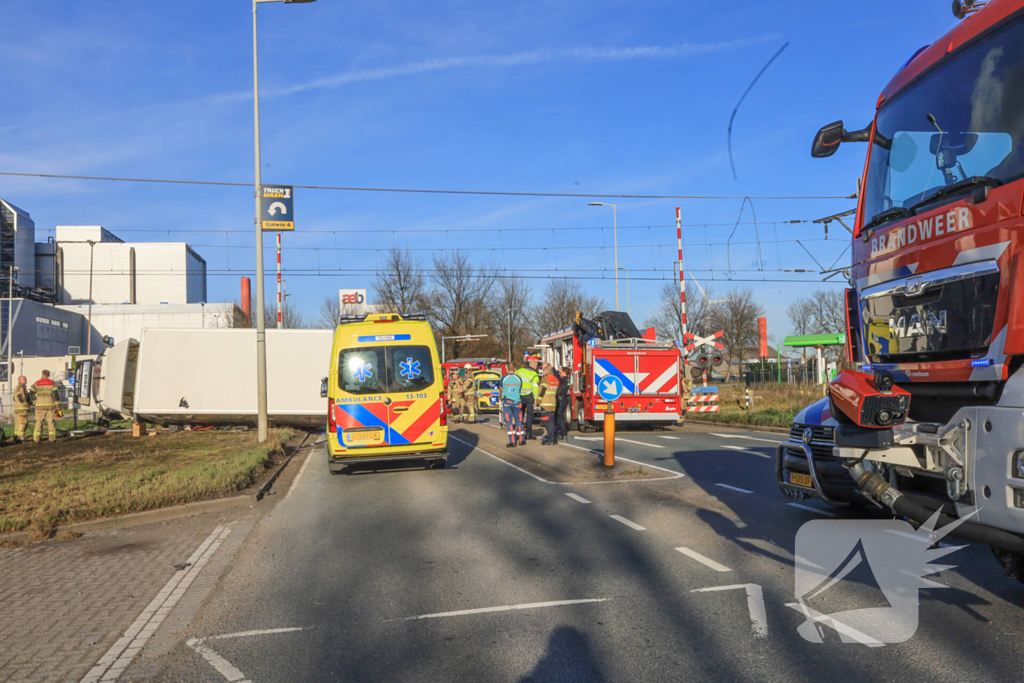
xmin=603 ymin=405 xmax=615 ymax=467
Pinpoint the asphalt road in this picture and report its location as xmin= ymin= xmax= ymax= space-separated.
xmin=143 ymin=421 xmax=1024 ymax=682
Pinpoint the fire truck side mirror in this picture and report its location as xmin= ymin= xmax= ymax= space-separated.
xmin=812 ymin=120 xmax=846 ymax=158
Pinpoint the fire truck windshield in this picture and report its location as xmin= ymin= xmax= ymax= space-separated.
xmin=862 ymin=16 xmax=1024 ymax=229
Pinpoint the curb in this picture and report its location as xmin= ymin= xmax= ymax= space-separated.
xmin=1 ymin=432 xmax=315 ymax=545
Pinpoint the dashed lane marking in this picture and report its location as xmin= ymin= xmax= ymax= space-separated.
xmin=787 ymin=502 xmax=840 ymax=518
xmin=656 ymin=436 xmax=681 ymax=440
xmin=676 ymin=547 xmax=732 ymax=572
xmin=716 ymin=483 xmax=753 ymax=494
xmin=722 ymin=445 xmax=771 ymax=459
xmin=393 ymin=598 xmax=611 ymax=621
xmin=609 ymin=515 xmax=646 ymax=531
xmin=565 ymin=493 xmax=591 ymax=504
xmin=710 ymin=433 xmax=783 ymax=444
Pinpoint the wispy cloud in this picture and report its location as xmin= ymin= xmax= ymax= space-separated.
xmin=211 ymin=34 xmax=783 ymax=102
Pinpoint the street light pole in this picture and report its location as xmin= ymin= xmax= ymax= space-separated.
xmin=588 ymin=202 xmax=618 ymax=310
xmin=617 ymin=267 xmax=629 ymax=313
xmin=507 ymin=308 xmax=518 ymax=364
xmin=251 ymin=0 xmax=316 ymax=443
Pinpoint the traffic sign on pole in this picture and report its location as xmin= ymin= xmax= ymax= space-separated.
xmin=261 ymin=185 xmax=294 ymax=231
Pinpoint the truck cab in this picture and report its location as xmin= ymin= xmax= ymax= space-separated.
xmin=786 ymin=0 xmax=1024 ymax=579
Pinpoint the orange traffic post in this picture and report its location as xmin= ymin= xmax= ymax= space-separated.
xmin=603 ymin=405 xmax=616 ymax=467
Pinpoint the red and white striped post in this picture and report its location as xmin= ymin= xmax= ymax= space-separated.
xmin=676 ymin=207 xmax=687 ymax=343
xmin=276 ymin=233 xmax=282 ymax=329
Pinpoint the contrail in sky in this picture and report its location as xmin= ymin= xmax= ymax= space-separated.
xmin=212 ymin=34 xmax=782 ymax=102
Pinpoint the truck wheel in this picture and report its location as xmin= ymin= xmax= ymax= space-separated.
xmin=576 ymin=404 xmax=595 ymax=433
xmin=992 ymin=547 xmax=1024 ymax=584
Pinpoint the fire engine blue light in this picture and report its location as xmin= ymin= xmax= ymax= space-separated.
xmin=971 ymin=359 xmax=994 ymax=367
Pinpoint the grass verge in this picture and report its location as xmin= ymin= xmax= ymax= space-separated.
xmin=0 ymin=429 xmax=292 ymax=537
xmin=687 ymin=383 xmax=826 ymax=429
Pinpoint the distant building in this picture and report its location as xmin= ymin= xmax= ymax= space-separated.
xmin=0 ymin=198 xmax=40 ymax=291
xmin=49 ymin=225 xmax=208 ymax=305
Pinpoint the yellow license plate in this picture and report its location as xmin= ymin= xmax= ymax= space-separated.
xmin=788 ymin=472 xmax=813 ymax=488
xmin=346 ymin=430 xmax=383 ymax=443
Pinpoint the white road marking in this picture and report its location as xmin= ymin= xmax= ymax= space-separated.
xmin=551 ymin=442 xmax=687 ymax=484
xmin=565 ymin=493 xmax=591 ymax=504
xmin=711 ymin=433 xmax=783 ymax=444
xmin=609 ymin=514 xmax=646 ymax=531
xmin=187 ymin=640 xmax=251 ymax=683
xmin=716 ymin=483 xmax=753 ymax=494
xmin=286 ymin=447 xmax=315 ymax=499
xmin=676 ymin=547 xmax=732 ymax=572
xmin=206 ymin=627 xmax=306 ymax=641
xmin=722 ymin=445 xmax=771 ymax=459
xmin=692 ymin=584 xmax=768 ymax=638
xmin=573 ymin=436 xmax=604 ymax=441
xmin=656 ymin=436 xmax=681 ymax=440
xmin=82 ymin=525 xmax=233 ymax=683
xmin=449 ymin=435 xmax=556 ymax=484
xmin=787 ymin=502 xmax=840 ymax=518
xmin=187 ymin=627 xmax=307 ymax=682
xmin=785 ymin=602 xmax=884 ymax=647
xmin=395 ymin=598 xmax=610 ymax=621
xmin=617 ymin=438 xmax=665 ymax=449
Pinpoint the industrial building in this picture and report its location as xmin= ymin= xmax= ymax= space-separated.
xmin=0 ymin=200 xmax=244 ymax=415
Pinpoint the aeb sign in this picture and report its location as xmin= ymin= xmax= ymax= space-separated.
xmin=339 ymin=288 xmax=371 ymax=314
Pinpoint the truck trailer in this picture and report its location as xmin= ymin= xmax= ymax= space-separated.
xmin=783 ymin=0 xmax=1024 ymax=581
xmin=83 ymin=328 xmax=333 ymax=427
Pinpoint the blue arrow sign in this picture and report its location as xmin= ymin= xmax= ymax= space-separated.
xmin=597 ymin=375 xmax=624 ymax=401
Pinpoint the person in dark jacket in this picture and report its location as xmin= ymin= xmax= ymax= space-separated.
xmin=555 ymin=367 xmax=570 ymax=439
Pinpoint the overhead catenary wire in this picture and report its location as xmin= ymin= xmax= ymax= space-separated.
xmin=0 ymin=170 xmax=848 ymax=200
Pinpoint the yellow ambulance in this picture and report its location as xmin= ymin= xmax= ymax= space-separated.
xmin=322 ymin=312 xmax=448 ymax=473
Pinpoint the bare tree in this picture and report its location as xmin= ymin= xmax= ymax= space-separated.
xmin=709 ymin=287 xmax=765 ymax=371
xmin=530 ymin=279 xmax=605 ymax=340
xmin=429 ymin=251 xmax=497 ymax=358
xmin=644 ymin=282 xmax=714 ymax=342
xmin=238 ymin=293 xmax=306 ymax=329
xmin=490 ymin=275 xmax=533 ymax=363
xmin=786 ymin=297 xmax=816 ymax=360
xmin=373 ymin=247 xmax=428 ymax=314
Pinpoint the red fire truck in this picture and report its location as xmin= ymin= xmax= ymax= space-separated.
xmin=539 ymin=311 xmax=683 ymax=431
xmin=784 ymin=0 xmax=1024 ymax=578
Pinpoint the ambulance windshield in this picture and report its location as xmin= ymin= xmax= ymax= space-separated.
xmin=863 ymin=15 xmax=1024 ymax=227
xmin=339 ymin=345 xmax=434 ymax=395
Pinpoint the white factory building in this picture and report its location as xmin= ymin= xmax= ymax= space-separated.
xmin=0 ymin=201 xmax=245 ymax=403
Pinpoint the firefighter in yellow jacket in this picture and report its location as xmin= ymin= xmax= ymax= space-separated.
xmin=31 ymin=370 xmax=58 ymax=443
xmin=13 ymin=375 xmax=32 ymax=443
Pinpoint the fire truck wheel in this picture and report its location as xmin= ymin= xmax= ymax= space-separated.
xmin=576 ymin=403 xmax=596 ymax=433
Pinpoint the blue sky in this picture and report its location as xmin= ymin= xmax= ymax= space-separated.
xmin=0 ymin=0 xmax=960 ymax=340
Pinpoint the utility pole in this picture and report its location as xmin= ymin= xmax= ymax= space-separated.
xmin=86 ymin=240 xmax=95 ymax=356
xmin=507 ymin=308 xmax=517 ymax=364
xmin=6 ymin=266 xmax=17 ymax=397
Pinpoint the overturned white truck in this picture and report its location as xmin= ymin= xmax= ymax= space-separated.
xmin=80 ymin=328 xmax=332 ymax=427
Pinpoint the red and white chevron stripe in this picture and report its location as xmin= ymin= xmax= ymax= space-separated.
xmin=688 ymin=394 xmax=719 ymax=403
xmin=686 ymin=405 xmax=720 ymax=413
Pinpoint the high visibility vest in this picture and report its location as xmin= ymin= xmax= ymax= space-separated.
xmin=515 ymin=368 xmax=540 ymax=397
xmin=539 ymin=374 xmax=559 ymax=411
xmin=32 ymin=378 xmax=57 ymax=408
xmin=14 ymin=385 xmax=31 ymax=414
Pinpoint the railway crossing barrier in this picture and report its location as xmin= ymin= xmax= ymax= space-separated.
xmin=687 ymin=386 xmax=720 ymax=413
